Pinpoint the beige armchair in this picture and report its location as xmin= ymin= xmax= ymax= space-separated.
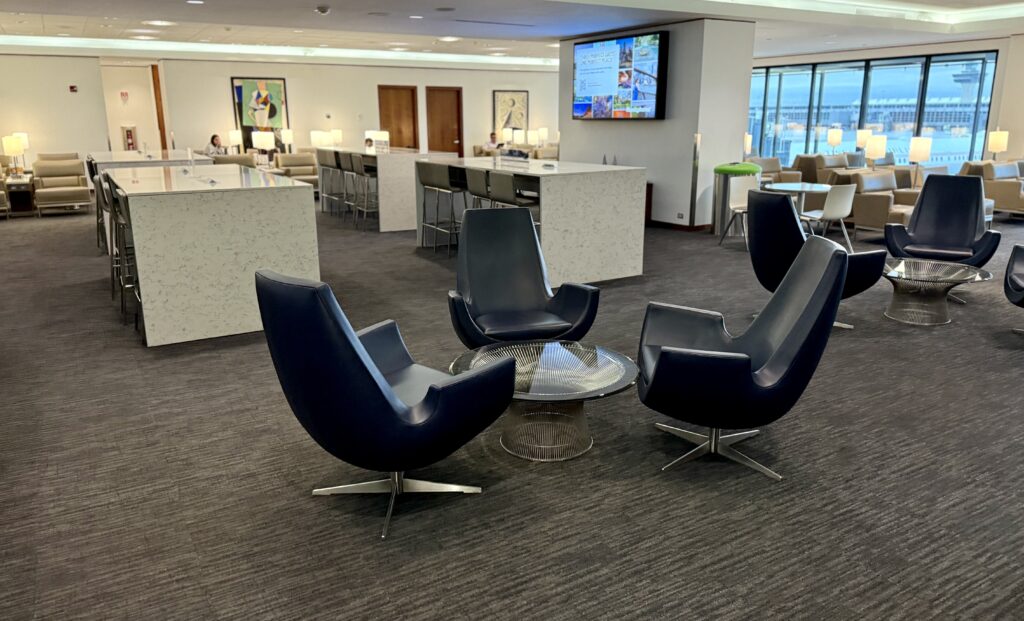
xmin=472 ymin=145 xmax=499 ymax=157
xmin=789 ymin=154 xmax=849 ymax=184
xmin=32 ymin=159 xmax=91 ymax=215
xmin=213 ymin=154 xmax=257 ymax=167
xmin=747 ymin=157 xmax=800 ymax=183
xmin=980 ymin=161 xmax=1024 ymax=215
xmin=850 ymin=170 xmax=919 ymax=234
xmin=532 ymin=145 xmax=559 ymax=160
xmin=274 ymin=153 xmax=318 ymax=188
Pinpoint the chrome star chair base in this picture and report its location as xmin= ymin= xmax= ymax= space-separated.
xmin=313 ymin=471 xmax=480 ymax=539
xmin=655 ymin=423 xmax=782 ymax=481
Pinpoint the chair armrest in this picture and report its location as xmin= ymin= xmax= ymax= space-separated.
xmin=447 ymin=290 xmax=489 ymax=349
xmin=778 ymin=171 xmax=802 ymax=183
xmin=892 ymin=189 xmax=920 ymax=206
xmin=884 ymin=224 xmax=913 ymax=257
xmin=968 ymin=230 xmax=1002 ymax=268
xmin=640 ymin=302 xmax=733 ymax=355
xmin=414 ymin=356 xmax=516 ymax=432
xmin=984 ymin=179 xmax=1024 ymax=210
xmin=852 ymin=193 xmax=894 ymax=229
xmin=641 ymin=346 xmax=753 ymax=416
xmin=843 ymin=250 xmax=886 ymax=298
xmin=357 ymin=320 xmax=415 ymax=375
xmin=546 ymin=283 xmax=599 ymax=340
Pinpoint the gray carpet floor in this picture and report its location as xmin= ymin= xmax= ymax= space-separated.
xmin=2 ymin=206 xmax=1024 ymax=620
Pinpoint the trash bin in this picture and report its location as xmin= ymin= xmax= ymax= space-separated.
xmin=713 ymin=162 xmax=761 ymax=238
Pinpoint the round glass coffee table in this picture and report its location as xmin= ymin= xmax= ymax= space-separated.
xmin=883 ymin=258 xmax=992 ymax=326
xmin=450 ymin=340 xmax=638 ymax=462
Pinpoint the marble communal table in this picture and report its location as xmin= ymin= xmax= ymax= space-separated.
xmin=421 ymin=158 xmax=647 ymax=286
xmin=321 ymin=147 xmax=458 ymax=232
xmin=88 ymin=150 xmax=213 ymax=171
xmin=107 ymin=164 xmax=319 ymax=347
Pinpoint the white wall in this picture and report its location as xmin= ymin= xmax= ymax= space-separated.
xmin=559 ymin=19 xmax=755 ymax=226
xmin=158 ymin=59 xmax=558 ymax=153
xmin=0 ymin=54 xmax=110 ymax=163
xmin=100 ymin=65 xmax=161 ymax=152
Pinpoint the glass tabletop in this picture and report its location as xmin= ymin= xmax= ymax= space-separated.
xmin=450 ymin=340 xmax=639 ymax=402
xmin=884 ymin=258 xmax=992 ymax=284
xmin=765 ymin=182 xmax=831 ymax=193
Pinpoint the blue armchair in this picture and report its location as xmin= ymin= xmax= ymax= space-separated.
xmin=255 ymin=270 xmax=515 ymax=539
xmin=885 ymin=174 xmax=1000 ymax=268
xmin=637 ymin=237 xmax=848 ymax=480
xmin=448 ymin=207 xmax=599 ymax=348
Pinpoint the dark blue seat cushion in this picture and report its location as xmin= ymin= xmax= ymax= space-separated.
xmin=1012 ymin=274 xmax=1024 ymax=290
xmin=902 ymin=244 xmax=974 ymax=260
xmin=384 ymin=364 xmax=452 ymax=408
xmin=475 ymin=310 xmax=572 ymax=340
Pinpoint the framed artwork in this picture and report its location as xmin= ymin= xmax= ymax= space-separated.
xmin=493 ymin=90 xmax=529 ymax=133
xmin=231 ymin=77 xmax=290 ymax=150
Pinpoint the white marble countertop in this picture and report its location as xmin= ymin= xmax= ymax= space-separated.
xmin=450 ymin=157 xmax=645 ymax=177
xmin=319 ymin=146 xmax=456 ymax=158
xmin=88 ymin=150 xmax=214 ymax=163
xmin=107 ymin=164 xmax=308 ymax=196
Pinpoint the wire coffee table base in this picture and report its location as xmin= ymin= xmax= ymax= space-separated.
xmin=884 ymin=280 xmax=961 ymax=326
xmin=500 ymin=400 xmax=592 ymax=462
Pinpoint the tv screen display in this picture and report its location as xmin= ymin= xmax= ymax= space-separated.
xmin=573 ymin=31 xmax=668 ymax=120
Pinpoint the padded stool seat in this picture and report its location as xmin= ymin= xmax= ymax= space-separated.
xmin=475 ymin=310 xmax=573 ymax=340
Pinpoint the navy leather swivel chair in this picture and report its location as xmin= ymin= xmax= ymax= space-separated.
xmin=885 ymin=174 xmax=1000 ymax=268
xmin=747 ymin=189 xmax=885 ymax=328
xmin=448 ymin=207 xmax=599 ymax=349
xmin=1005 ymin=244 xmax=1024 ymax=335
xmin=637 ymin=236 xmax=848 ymax=480
xmin=255 ymin=270 xmax=515 ymax=539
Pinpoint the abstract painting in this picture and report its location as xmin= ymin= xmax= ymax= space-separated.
xmin=231 ymin=77 xmax=290 ymax=150
xmin=493 ymin=90 xmax=529 ymax=132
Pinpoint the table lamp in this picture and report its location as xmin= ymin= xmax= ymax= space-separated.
xmin=865 ymin=134 xmax=887 ymax=169
xmin=3 ymin=135 xmax=25 ymax=173
xmin=537 ymin=127 xmax=549 ymax=146
xmin=252 ymin=131 xmax=276 ymax=167
xmin=527 ymin=130 xmax=539 ymax=146
xmin=501 ymin=128 xmax=514 ymax=143
xmin=908 ymin=136 xmax=932 ymax=188
xmin=281 ymin=129 xmax=294 ymax=153
xmin=856 ymin=128 xmax=872 ymax=150
xmin=228 ymin=129 xmax=243 ymax=154
xmin=989 ymin=128 xmax=1009 ymax=160
xmin=330 ymin=129 xmax=344 ymax=147
xmin=743 ymin=132 xmax=753 ymax=157
xmin=513 ymin=129 xmax=526 ymax=145
xmin=13 ymin=131 xmax=29 ymax=153
xmin=827 ymin=128 xmax=843 ymax=154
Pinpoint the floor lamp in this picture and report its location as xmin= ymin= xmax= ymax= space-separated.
xmin=989 ymin=128 xmax=1009 ymax=161
xmin=909 ymin=136 xmax=932 ymax=189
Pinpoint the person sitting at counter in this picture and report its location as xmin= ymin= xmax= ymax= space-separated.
xmin=364 ymin=138 xmax=374 ymax=148
xmin=205 ymin=134 xmax=227 ymax=156
xmin=485 ymin=132 xmax=501 ymax=150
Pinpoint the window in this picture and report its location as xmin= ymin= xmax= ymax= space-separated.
xmin=863 ymin=58 xmax=925 ymax=164
xmin=748 ymin=68 xmax=766 ymax=155
xmin=808 ymin=62 xmax=865 ymax=154
xmin=762 ymin=65 xmax=812 ymax=165
xmin=920 ymin=53 xmax=997 ymax=169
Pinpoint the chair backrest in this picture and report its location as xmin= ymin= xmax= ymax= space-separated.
xmin=821 ymin=184 xmax=856 ymax=220
xmin=908 ymin=174 xmax=987 ymax=246
xmin=92 ymin=173 xmax=108 ymax=212
xmin=417 ymin=161 xmax=453 ymax=191
xmin=100 ymin=171 xmax=114 ymax=211
xmin=315 ymin=148 xmax=336 ymax=168
xmin=350 ymin=153 xmax=365 ymax=175
xmin=737 ymin=236 xmax=847 ymax=414
xmin=466 ymin=168 xmax=489 ymax=198
xmin=746 ymin=190 xmax=807 ymax=293
xmin=456 ymin=207 xmax=551 ymax=315
xmin=276 ymin=152 xmax=316 ymax=169
xmin=212 ymin=154 xmax=257 ymax=167
xmin=845 ymin=151 xmax=866 ymax=167
xmin=488 ymin=171 xmax=519 ymax=204
xmin=791 ymin=155 xmax=821 ymax=181
xmin=37 ymin=152 xmax=80 ymax=161
xmin=33 ymin=159 xmax=86 ymax=187
xmin=871 ymin=152 xmax=896 ymax=167
xmin=748 ymin=157 xmax=782 ymax=174
xmin=983 ymin=161 xmax=1019 ymax=180
xmin=254 ymin=270 xmax=408 ymax=468
xmin=854 ymin=170 xmax=897 ymax=193
xmin=821 ymin=153 xmax=848 ymax=169
xmin=729 ymin=174 xmax=761 ymax=209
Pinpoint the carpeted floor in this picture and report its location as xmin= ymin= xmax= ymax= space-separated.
xmin=2 ymin=206 xmax=1024 ymax=619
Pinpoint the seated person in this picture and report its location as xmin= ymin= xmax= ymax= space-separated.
xmin=205 ymin=134 xmax=227 ymax=156
xmin=485 ymin=132 xmax=501 ymax=150
xmin=364 ymin=137 xmax=374 ymax=148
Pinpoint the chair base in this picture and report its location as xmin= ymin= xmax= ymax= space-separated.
xmin=312 ymin=471 xmax=480 ymax=539
xmin=655 ymin=423 xmax=782 ymax=481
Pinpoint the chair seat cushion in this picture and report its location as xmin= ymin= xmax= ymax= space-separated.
xmin=801 ymin=210 xmax=824 ymax=220
xmin=384 ymin=363 xmax=452 ymax=407
xmin=475 ymin=310 xmax=572 ymax=340
xmin=1011 ymin=274 xmax=1024 ymax=290
xmin=902 ymin=244 xmax=974 ymax=260
xmin=35 ymin=186 xmax=91 ymax=204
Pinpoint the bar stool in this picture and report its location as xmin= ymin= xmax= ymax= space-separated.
xmin=466 ymin=168 xmax=491 ymax=209
xmin=338 ymin=151 xmax=357 ymax=219
xmin=111 ymin=188 xmax=141 ymax=329
xmin=417 ymin=161 xmax=468 ymax=257
xmin=351 ymin=153 xmax=379 ymax=229
xmin=93 ymin=172 xmax=109 ymax=253
xmin=315 ymin=149 xmax=340 ymax=215
xmin=489 ymin=171 xmax=540 ymax=230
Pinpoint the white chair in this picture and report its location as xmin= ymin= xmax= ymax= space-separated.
xmin=800 ymin=184 xmax=856 ymax=251
xmin=717 ymin=174 xmax=761 ymax=249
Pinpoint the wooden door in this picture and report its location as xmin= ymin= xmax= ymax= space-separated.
xmin=377 ymin=85 xmax=419 ymax=150
xmin=426 ymin=87 xmax=463 ymax=156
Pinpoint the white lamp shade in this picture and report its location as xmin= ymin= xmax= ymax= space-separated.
xmin=330 ymin=129 xmax=344 ymax=146
xmin=743 ymin=132 xmax=753 ymax=155
xmin=373 ymin=130 xmax=390 ymax=142
xmin=989 ymin=130 xmax=1009 ymax=154
xmin=856 ymin=129 xmax=872 ymax=149
xmin=865 ymin=134 xmax=887 ymax=161
xmin=527 ymin=130 xmax=539 ymax=145
xmin=309 ymin=130 xmax=327 ymax=147
xmin=280 ymin=129 xmax=294 ymax=145
xmin=2 ymin=135 xmax=24 ymax=156
xmin=537 ymin=127 xmax=549 ymax=142
xmin=827 ymin=128 xmax=843 ymax=147
xmin=13 ymin=132 xmax=29 ymax=150
xmin=252 ymin=131 xmax=276 ymax=151
xmin=228 ymin=129 xmax=243 ymax=146
xmin=909 ymin=136 xmax=932 ymax=163
xmin=513 ymin=129 xmax=526 ymax=144
xmin=501 ymin=128 xmax=514 ymax=142
xmin=364 ymin=130 xmax=377 ymax=140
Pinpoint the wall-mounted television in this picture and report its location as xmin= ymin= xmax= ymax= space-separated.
xmin=572 ymin=31 xmax=669 ymax=120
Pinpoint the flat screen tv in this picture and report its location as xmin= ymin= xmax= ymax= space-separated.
xmin=573 ymin=31 xmax=669 ymax=120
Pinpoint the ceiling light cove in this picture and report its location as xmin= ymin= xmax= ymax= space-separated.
xmin=438 ymin=36 xmax=461 ymax=42
xmin=142 ymin=20 xmax=177 ymax=26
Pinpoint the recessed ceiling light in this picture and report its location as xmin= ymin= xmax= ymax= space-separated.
xmin=293 ymin=29 xmax=304 ymax=33
xmin=186 ymin=0 xmax=204 ymax=4
xmin=131 ymin=35 xmax=157 ymax=40
xmin=142 ymin=20 xmax=176 ymax=26
xmin=409 ymin=15 xmax=424 ymax=19
xmin=489 ymin=52 xmax=507 ymax=56
xmin=56 ymin=33 xmax=70 ymax=37
xmin=547 ymin=43 xmax=560 ymax=48
xmin=391 ymin=47 xmax=409 ymax=51
xmin=438 ymin=36 xmax=460 ymax=42
xmin=421 ymin=49 xmax=433 ymax=52
xmin=388 ymin=41 xmax=408 ymax=45
xmin=487 ymin=46 xmax=509 ymax=50
xmin=128 ymin=28 xmax=159 ymax=33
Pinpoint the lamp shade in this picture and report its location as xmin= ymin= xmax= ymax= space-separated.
xmin=364 ymin=130 xmax=376 ymax=140
xmin=856 ymin=128 xmax=872 ymax=149
xmin=537 ymin=127 xmax=549 ymax=142
xmin=743 ymin=132 xmax=753 ymax=155
xmin=827 ymin=128 xmax=843 ymax=148
xmin=280 ymin=129 xmax=294 ymax=145
xmin=909 ymin=136 xmax=932 ymax=163
xmin=252 ymin=131 xmax=276 ymax=151
xmin=513 ymin=129 xmax=526 ymax=144
xmin=373 ymin=130 xmax=390 ymax=142
xmin=865 ymin=134 xmax=887 ymax=161
xmin=527 ymin=130 xmax=539 ymax=145
xmin=228 ymin=129 xmax=243 ymax=146
xmin=2 ymin=135 xmax=24 ymax=156
xmin=309 ymin=130 xmax=327 ymax=147
xmin=989 ymin=129 xmax=1009 ymax=154
xmin=330 ymin=129 xmax=344 ymax=146
xmin=13 ymin=132 xmax=29 ymax=150
xmin=501 ymin=128 xmax=514 ymax=142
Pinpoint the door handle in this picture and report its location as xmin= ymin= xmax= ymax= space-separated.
xmin=453 ymin=140 xmax=460 ymax=144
